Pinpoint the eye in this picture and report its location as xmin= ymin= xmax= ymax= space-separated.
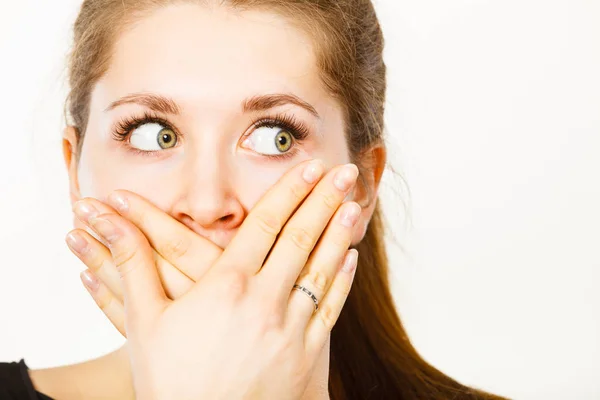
xmin=129 ymin=122 xmax=177 ymax=151
xmin=243 ymin=126 xmax=294 ymax=155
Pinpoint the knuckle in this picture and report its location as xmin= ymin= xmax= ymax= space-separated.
xmin=87 ymin=250 xmax=109 ymax=272
xmin=317 ymin=303 xmax=338 ymax=331
xmin=159 ymin=236 xmax=190 ymax=260
xmin=260 ymin=304 xmax=284 ymax=331
xmin=113 ymin=249 xmax=137 ymax=278
xmin=315 ymin=190 xmax=339 ymax=212
xmin=339 ymin=282 xmax=352 ymax=298
xmin=93 ymin=258 xmax=114 ymax=282
xmin=287 ymin=226 xmax=315 ymax=252
xmin=252 ymin=212 xmax=283 ymax=237
xmin=219 ymin=270 xmax=249 ymax=300
xmin=286 ymin=181 xmax=307 ymax=202
xmin=330 ymin=232 xmax=351 ymax=249
xmin=312 ymin=270 xmax=328 ymax=292
xmin=247 ymin=292 xmax=284 ymax=332
xmin=304 ymin=270 xmax=328 ymax=292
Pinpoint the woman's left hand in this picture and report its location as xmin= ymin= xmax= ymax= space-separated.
xmin=67 ymin=190 xmax=223 ymax=335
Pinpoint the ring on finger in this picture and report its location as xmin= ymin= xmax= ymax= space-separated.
xmin=292 ymin=284 xmax=319 ymax=312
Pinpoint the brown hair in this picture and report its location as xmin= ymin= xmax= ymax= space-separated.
xmin=67 ymin=1 xmax=506 ymax=399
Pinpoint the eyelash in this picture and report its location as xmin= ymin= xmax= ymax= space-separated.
xmin=111 ymin=111 xmax=311 ymax=160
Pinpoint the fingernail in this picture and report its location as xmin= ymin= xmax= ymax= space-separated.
xmin=107 ymin=192 xmax=129 ymax=213
xmin=89 ymin=216 xmax=120 ymax=242
xmin=341 ymin=249 xmax=359 ymax=273
xmin=339 ymin=203 xmax=361 ymax=228
xmin=302 ymin=159 xmax=324 ymax=184
xmin=73 ymin=201 xmax=98 ymax=223
xmin=66 ymin=232 xmax=88 ymax=255
xmin=333 ymin=164 xmax=359 ymax=192
xmin=81 ymin=270 xmax=100 ymax=292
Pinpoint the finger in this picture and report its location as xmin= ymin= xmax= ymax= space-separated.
xmin=304 ymin=249 xmax=358 ymax=358
xmin=68 ymin=219 xmax=194 ymax=301
xmin=284 ymin=201 xmax=361 ymax=328
xmin=87 ymin=212 xmax=168 ymax=327
xmin=67 ymin=227 xmax=191 ymax=302
xmin=257 ymin=164 xmax=358 ymax=298
xmin=66 ymin=229 xmax=123 ymax=301
xmin=153 ymin=252 xmax=195 ymax=299
xmin=217 ymin=159 xmax=325 ymax=275
xmin=80 ymin=269 xmax=126 ymax=337
xmin=102 ymin=190 xmax=222 ymax=281
xmin=71 ymin=197 xmax=121 ymax=248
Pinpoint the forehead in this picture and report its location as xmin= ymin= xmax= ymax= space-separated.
xmin=95 ymin=3 xmax=326 ymax=114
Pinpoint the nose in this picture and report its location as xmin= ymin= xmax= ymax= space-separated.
xmin=171 ymin=155 xmax=245 ymax=236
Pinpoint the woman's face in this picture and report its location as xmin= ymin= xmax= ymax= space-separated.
xmin=65 ymin=4 xmax=373 ymax=249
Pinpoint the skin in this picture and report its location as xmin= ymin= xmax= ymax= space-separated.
xmin=30 ymin=3 xmax=385 ymax=399
xmin=68 ymin=162 xmax=361 ymax=399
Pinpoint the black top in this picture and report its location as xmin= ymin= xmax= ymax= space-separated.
xmin=0 ymin=360 xmax=53 ymax=400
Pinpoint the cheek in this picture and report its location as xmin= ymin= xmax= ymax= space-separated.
xmin=234 ymin=158 xmax=295 ymax=211
xmin=77 ymin=140 xmax=181 ymax=207
xmin=318 ymin=134 xmax=351 ymax=167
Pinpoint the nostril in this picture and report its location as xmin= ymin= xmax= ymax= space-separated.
xmin=219 ymin=214 xmax=234 ymax=223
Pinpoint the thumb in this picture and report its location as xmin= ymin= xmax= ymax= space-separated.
xmin=88 ymin=212 xmax=168 ymax=330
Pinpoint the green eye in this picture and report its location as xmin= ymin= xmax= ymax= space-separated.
xmin=243 ymin=126 xmax=295 ymax=156
xmin=275 ymin=130 xmax=292 ymax=152
xmin=157 ymin=128 xmax=177 ymax=149
xmin=129 ymin=123 xmax=178 ymax=151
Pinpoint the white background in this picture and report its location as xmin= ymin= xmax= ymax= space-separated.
xmin=0 ymin=1 xmax=599 ymax=399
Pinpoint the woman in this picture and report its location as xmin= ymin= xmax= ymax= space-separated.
xmin=0 ymin=0 xmax=506 ymax=399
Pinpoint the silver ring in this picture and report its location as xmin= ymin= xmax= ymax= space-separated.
xmin=292 ymin=284 xmax=319 ymax=311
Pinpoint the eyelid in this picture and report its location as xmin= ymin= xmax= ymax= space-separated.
xmin=246 ymin=112 xmax=310 ymax=141
xmin=238 ymin=112 xmax=311 ymax=161
xmin=112 ymin=111 xmax=182 ymax=142
xmin=111 ymin=110 xmax=311 ymax=160
xmin=110 ymin=111 xmax=183 ymax=159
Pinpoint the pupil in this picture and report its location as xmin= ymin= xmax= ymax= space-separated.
xmin=278 ymin=135 xmax=287 ymax=145
xmin=162 ymin=133 xmax=172 ymax=143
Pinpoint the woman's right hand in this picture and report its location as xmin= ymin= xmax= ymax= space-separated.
xmin=67 ymin=159 xmax=361 ymax=400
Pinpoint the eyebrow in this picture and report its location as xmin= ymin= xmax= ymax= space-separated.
xmin=242 ymin=93 xmax=320 ymax=118
xmin=105 ymin=92 xmax=181 ymax=114
xmin=104 ymin=92 xmax=320 ymax=119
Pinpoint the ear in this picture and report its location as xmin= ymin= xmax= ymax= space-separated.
xmin=350 ymin=142 xmax=386 ymax=245
xmin=63 ymin=125 xmax=82 ymax=206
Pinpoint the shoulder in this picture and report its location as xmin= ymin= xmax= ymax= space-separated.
xmin=26 ymin=346 xmax=136 ymax=400
xmin=0 ymin=359 xmax=53 ymax=400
